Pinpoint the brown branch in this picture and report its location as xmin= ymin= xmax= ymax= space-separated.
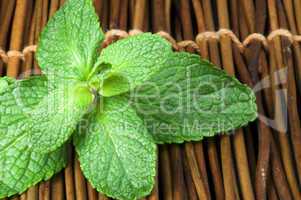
xmin=158 ymin=146 xmax=172 ymax=200
xmin=74 ymin=158 xmax=88 ymax=200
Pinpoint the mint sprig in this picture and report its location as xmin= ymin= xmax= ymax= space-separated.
xmin=0 ymin=0 xmax=258 ymax=199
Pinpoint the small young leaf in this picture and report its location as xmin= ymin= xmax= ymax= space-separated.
xmin=0 ymin=76 xmax=67 ymax=198
xmin=97 ymin=33 xmax=172 ymax=96
xmin=74 ymin=97 xmax=157 ymax=200
xmin=130 ymin=52 xmax=257 ymax=143
xmin=99 ymin=73 xmax=130 ymax=97
xmin=36 ymin=0 xmax=104 ymax=81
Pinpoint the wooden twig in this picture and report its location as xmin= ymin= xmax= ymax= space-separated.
xmin=183 ymin=154 xmax=198 ymax=200
xmin=119 ymin=0 xmax=128 ymax=30
xmin=22 ymin=0 xmax=36 ymax=76
xmin=94 ymin=0 xmax=103 ymax=20
xmin=294 ymin=0 xmax=301 ymax=34
xmin=74 ymin=158 xmax=88 ymax=200
xmin=109 ymin=0 xmax=120 ymax=29
xmin=41 ymin=0 xmax=49 ymax=28
xmin=179 ymin=0 xmax=193 ymax=40
xmin=142 ymin=1 xmax=149 ymax=32
xmin=39 ymin=181 xmax=50 ymax=200
xmin=101 ymin=0 xmax=109 ymax=31
xmin=238 ymin=2 xmax=249 ymax=40
xmin=220 ymin=136 xmax=237 ymax=200
xmin=271 ymin=137 xmax=293 ymax=200
xmin=191 ymin=0 xmax=208 ymax=59
xmin=32 ymin=0 xmax=42 ymax=72
xmin=282 ymin=0 xmax=297 ymax=34
xmin=148 ymin=156 xmax=159 ymax=200
xmin=244 ymin=127 xmax=256 ymax=182
xmin=49 ymin=0 xmax=60 ymax=18
xmin=241 ymin=0 xmax=255 ymax=33
xmin=267 ymin=0 xmax=283 ymax=69
xmin=133 ymin=0 xmax=146 ymax=30
xmin=151 ymin=0 xmax=166 ymax=32
xmin=51 ymin=173 xmax=65 ymax=200
xmin=7 ymin=0 xmax=28 ymax=77
xmin=233 ymin=129 xmax=255 ymax=200
xmin=64 ymin=145 xmax=75 ymax=200
xmin=267 ymin=171 xmax=279 ymax=200
xmin=164 ymin=0 xmax=171 ymax=33
xmin=185 ymin=143 xmax=209 ymax=200
xmin=0 ymin=0 xmax=15 ymax=75
xmin=158 ymin=146 xmax=172 ymax=200
xmin=170 ymin=145 xmax=187 ymax=200
xmin=194 ymin=143 xmax=210 ymax=198
xmin=87 ymin=182 xmax=98 ymax=200
xmin=27 ymin=187 xmax=38 ymax=200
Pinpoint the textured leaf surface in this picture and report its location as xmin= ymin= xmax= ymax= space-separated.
xmin=0 ymin=76 xmax=67 ymax=198
xmin=0 ymin=77 xmax=15 ymax=93
xmin=97 ymin=33 xmax=172 ymax=96
xmin=131 ymin=52 xmax=257 ymax=143
xmin=29 ymin=82 xmax=94 ymax=153
xmin=74 ymin=97 xmax=157 ymax=200
xmin=36 ymin=0 xmax=104 ymax=81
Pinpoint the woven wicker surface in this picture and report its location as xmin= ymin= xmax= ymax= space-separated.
xmin=0 ymin=0 xmax=301 ymax=199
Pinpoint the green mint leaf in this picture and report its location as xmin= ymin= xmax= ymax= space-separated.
xmin=0 ymin=77 xmax=15 ymax=93
xmin=100 ymin=74 xmax=130 ymax=97
xmin=13 ymin=75 xmax=55 ymax=111
xmin=36 ymin=0 xmax=104 ymax=81
xmin=0 ymin=76 xmax=67 ymax=198
xmin=30 ymin=82 xmax=94 ymax=153
xmin=97 ymin=33 xmax=172 ymax=97
xmin=0 ymin=146 xmax=67 ymax=198
xmin=131 ymin=52 xmax=257 ymax=143
xmin=74 ymin=96 xmax=157 ymax=200
xmin=0 ymin=75 xmax=93 ymax=155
